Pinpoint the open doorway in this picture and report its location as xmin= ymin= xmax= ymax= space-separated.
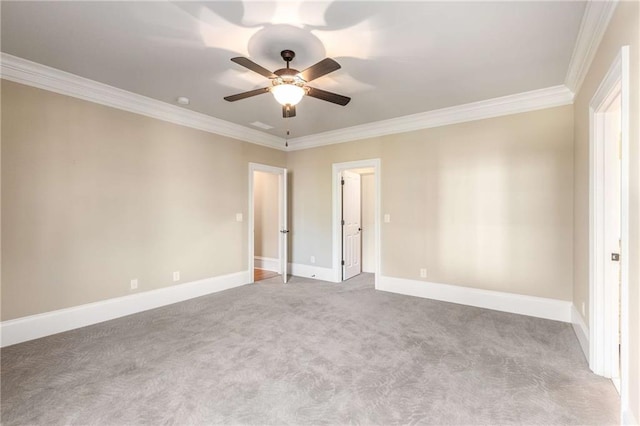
xmin=589 ymin=46 xmax=629 ymax=414
xmin=332 ymin=159 xmax=381 ymax=283
xmin=341 ymin=168 xmax=376 ymax=280
xmin=249 ymin=163 xmax=288 ymax=284
xmin=253 ymin=170 xmax=280 ymax=281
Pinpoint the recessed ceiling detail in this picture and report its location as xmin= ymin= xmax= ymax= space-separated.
xmin=1 ymin=1 xmax=588 ymax=138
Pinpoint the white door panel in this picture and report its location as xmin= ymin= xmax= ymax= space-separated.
xmin=603 ymin=100 xmax=621 ymax=381
xmin=342 ymin=171 xmax=361 ymax=280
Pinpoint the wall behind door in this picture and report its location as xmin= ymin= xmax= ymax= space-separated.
xmin=253 ymin=171 xmax=279 ymax=261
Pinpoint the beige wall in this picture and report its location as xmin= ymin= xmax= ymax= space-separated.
xmin=1 ymin=80 xmax=575 ymax=315
xmin=288 ymin=105 xmax=574 ymax=300
xmin=572 ymin=1 xmax=640 ymax=418
xmin=1 ymin=80 xmax=286 ymax=320
xmin=253 ymin=171 xmax=279 ymax=259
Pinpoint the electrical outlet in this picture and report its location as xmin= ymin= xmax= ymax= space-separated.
xmin=173 ymin=271 xmax=180 ymax=282
xmin=130 ymin=279 xmax=138 ymax=290
xmin=310 ymin=256 xmax=316 ymax=264
xmin=236 ymin=213 xmax=243 ymax=222
xmin=420 ymin=268 xmax=427 ymax=278
xmin=384 ymin=214 xmax=391 ymax=223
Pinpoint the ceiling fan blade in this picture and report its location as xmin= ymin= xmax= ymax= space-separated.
xmin=230 ymin=57 xmax=277 ymax=79
xmin=224 ymin=87 xmax=270 ymax=102
xmin=282 ymin=104 xmax=296 ymax=118
xmin=298 ymin=58 xmax=341 ymax=82
xmin=306 ymin=87 xmax=351 ymax=106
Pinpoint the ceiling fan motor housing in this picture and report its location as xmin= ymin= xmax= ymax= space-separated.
xmin=275 ymin=50 xmax=303 ymax=84
xmin=281 ymin=49 xmax=295 ymax=63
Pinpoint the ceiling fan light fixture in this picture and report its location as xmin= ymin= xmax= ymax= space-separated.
xmin=271 ymin=83 xmax=305 ymax=106
xmin=224 ymin=50 xmax=351 ymax=113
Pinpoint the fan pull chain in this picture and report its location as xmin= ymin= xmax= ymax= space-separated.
xmin=285 ymin=130 xmax=290 ymax=148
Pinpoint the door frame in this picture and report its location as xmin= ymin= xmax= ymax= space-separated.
xmin=588 ymin=46 xmax=629 ymax=410
xmin=332 ymin=159 xmax=381 ymax=283
xmin=248 ymin=163 xmax=288 ymax=283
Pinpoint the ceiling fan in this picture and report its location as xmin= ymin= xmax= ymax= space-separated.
xmin=224 ymin=50 xmax=351 ymax=118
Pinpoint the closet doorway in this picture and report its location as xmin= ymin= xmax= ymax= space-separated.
xmin=332 ymin=159 xmax=381 ymax=283
xmin=249 ymin=163 xmax=288 ymax=283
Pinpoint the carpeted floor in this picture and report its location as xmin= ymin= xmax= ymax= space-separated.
xmin=1 ymin=273 xmax=619 ymax=425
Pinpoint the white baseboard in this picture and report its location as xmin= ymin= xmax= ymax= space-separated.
xmin=1 ymin=270 xmax=251 ymax=348
xmin=571 ymin=304 xmax=590 ymax=362
xmin=376 ymin=275 xmax=572 ymax=322
xmin=288 ymin=263 xmax=338 ymax=283
xmin=623 ymin=408 xmax=639 ymax=426
xmin=254 ymin=256 xmax=279 ymax=272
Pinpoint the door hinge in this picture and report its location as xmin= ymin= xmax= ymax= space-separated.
xmin=341 ymin=178 xmax=344 ymax=185
xmin=341 ymin=220 xmax=345 ymax=225
xmin=341 ymin=260 xmax=345 ymax=266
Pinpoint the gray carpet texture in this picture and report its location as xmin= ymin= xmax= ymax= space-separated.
xmin=1 ymin=273 xmax=619 ymax=425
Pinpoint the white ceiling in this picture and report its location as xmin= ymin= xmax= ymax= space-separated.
xmin=1 ymin=1 xmax=585 ymax=139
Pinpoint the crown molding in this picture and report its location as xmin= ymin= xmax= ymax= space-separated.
xmin=2 ymin=53 xmax=575 ymax=153
xmin=287 ymin=85 xmax=574 ymax=151
xmin=564 ymin=0 xmax=619 ymax=93
xmin=0 ymin=53 xmax=286 ymax=150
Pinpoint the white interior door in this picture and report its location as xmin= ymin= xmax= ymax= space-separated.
xmin=602 ymin=94 xmax=622 ymax=386
xmin=588 ymin=47 xmax=629 ymax=407
xmin=280 ymin=169 xmax=288 ymax=284
xmin=342 ymin=171 xmax=361 ymax=280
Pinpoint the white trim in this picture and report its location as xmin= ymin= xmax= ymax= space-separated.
xmin=377 ymin=276 xmax=572 ymax=323
xmin=332 ymin=159 xmax=381 ymax=284
xmin=565 ymin=1 xmax=619 ymax=93
xmin=571 ymin=304 xmax=590 ymax=362
xmin=0 ymin=53 xmax=284 ymax=150
xmin=288 ymin=263 xmax=337 ymax=283
xmin=623 ymin=409 xmax=639 ymax=426
xmin=254 ymin=256 xmax=279 ymax=272
xmin=287 ymin=85 xmax=573 ymax=150
xmin=0 ymin=270 xmax=251 ymax=348
xmin=588 ymin=46 xmax=630 ymax=415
